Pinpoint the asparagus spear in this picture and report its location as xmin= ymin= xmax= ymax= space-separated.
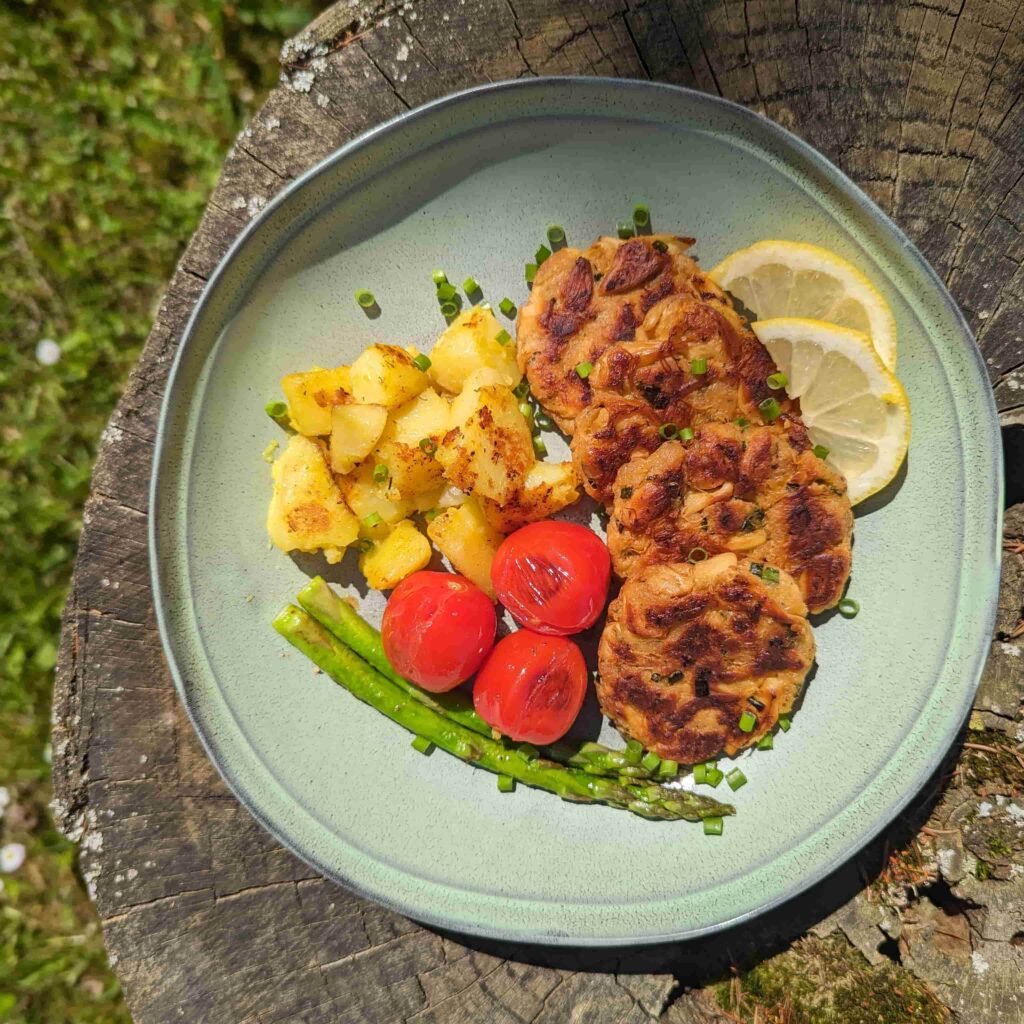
xmin=274 ymin=605 xmax=732 ymax=822
xmin=296 ymin=576 xmax=679 ymax=782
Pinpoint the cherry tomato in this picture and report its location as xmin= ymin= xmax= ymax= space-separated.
xmin=491 ymin=521 xmax=611 ymax=635
xmin=473 ymin=630 xmax=587 ymax=744
xmin=382 ymin=571 xmax=496 ymax=692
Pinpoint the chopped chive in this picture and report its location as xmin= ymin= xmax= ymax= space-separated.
xmin=372 ymin=463 xmax=389 ymax=484
xmin=518 ymin=400 xmax=535 ymax=425
xmin=624 ymin=739 xmax=644 ymax=764
xmin=617 ymin=221 xmax=635 ymax=239
xmin=757 ymin=732 xmax=774 ymax=750
xmin=546 ymin=224 xmax=566 ymax=246
xmin=761 ymin=565 xmax=780 ymax=584
xmin=632 ymin=203 xmax=651 ymax=228
xmin=738 ymin=710 xmax=757 ymax=733
xmin=667 ymin=670 xmax=683 ymax=683
xmin=525 ymin=262 xmax=538 ymax=284
xmin=440 ymin=301 xmax=459 ymax=319
xmin=533 ymin=436 xmax=548 ymax=458
xmin=498 ymin=297 xmax=516 ymax=317
xmin=411 ymin=735 xmax=434 ymax=755
xmin=363 ymin=512 xmax=383 ymax=529
xmin=813 ymin=444 xmax=830 ymax=460
xmin=693 ymin=763 xmax=707 ymax=784
xmin=736 ymin=417 xmax=750 ymax=428
xmin=497 ymin=774 xmax=516 ymax=793
xmin=412 ymin=353 xmax=431 ymax=372
xmin=431 ymin=269 xmax=448 ymax=285
xmin=658 ymin=423 xmax=678 ymax=440
xmin=423 ymin=507 xmax=441 ymax=522
xmin=838 ymin=597 xmax=860 ymax=618
xmin=535 ymin=412 xmax=553 ymax=430
xmin=355 ymin=289 xmax=376 ymax=309
xmin=535 ymin=244 xmax=552 ymax=265
xmin=657 ymin=758 xmax=679 ymax=778
xmin=759 ymin=397 xmax=782 ymax=422
xmin=767 ymin=371 xmax=788 ymax=389
xmin=688 ymin=547 xmax=708 ymax=563
xmin=650 ymin=671 xmax=662 ymax=682
xmin=748 ymin=696 xmax=765 ymax=711
xmin=691 ymin=357 xmax=708 ymax=375
xmin=496 ymin=329 xmax=512 ymax=346
xmin=354 ymin=539 xmax=373 ymax=553
xmin=462 ymin=275 xmax=480 ymax=295
xmin=652 ymin=239 xmax=668 ymax=253
xmin=641 ymin=751 xmax=661 ymax=771
xmin=620 ymin=486 xmax=634 ymax=499
xmin=513 ymin=379 xmax=531 ymax=399
xmin=703 ymin=816 xmax=724 ymax=836
xmin=436 ymin=282 xmax=457 ymax=302
xmin=726 ymin=768 xmax=747 ymax=791
xmin=750 ymin=562 xmax=763 ymax=577
xmin=265 ymin=400 xmax=288 ymax=421
xmin=679 ymin=427 xmax=695 ymax=442
xmin=778 ymin=716 xmax=792 ymax=732
xmin=575 ymin=361 xmax=593 ymax=379
xmin=519 ymin=744 xmax=539 ymax=760
xmin=419 ymin=437 xmax=437 ymax=455
xmin=705 ymin=767 xmax=724 ymax=787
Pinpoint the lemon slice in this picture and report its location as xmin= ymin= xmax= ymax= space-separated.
xmin=751 ymin=318 xmax=910 ymax=505
xmin=711 ymin=240 xmax=897 ymax=371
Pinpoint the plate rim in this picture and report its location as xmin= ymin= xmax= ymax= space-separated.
xmin=149 ymin=75 xmax=1004 ymax=946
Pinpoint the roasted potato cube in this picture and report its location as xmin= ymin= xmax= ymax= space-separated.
xmin=429 ymin=306 xmax=521 ymax=393
xmin=267 ymin=435 xmax=358 ymax=562
xmin=436 ymin=372 xmax=534 ymax=505
xmin=281 ymin=366 xmax=352 ymax=436
xmin=426 ymin=498 xmax=503 ymax=599
xmin=350 ymin=344 xmax=428 ymax=408
xmin=340 ymin=459 xmax=417 ymax=525
xmin=372 ymin=388 xmax=450 ymax=499
xmin=478 ymin=461 xmax=581 ymax=532
xmin=359 ymin=519 xmax=432 ymax=590
xmin=329 ymin=403 xmax=388 ymax=475
xmin=390 ymin=388 xmax=450 ymax=444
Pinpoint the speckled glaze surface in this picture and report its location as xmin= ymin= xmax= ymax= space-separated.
xmin=151 ymin=78 xmax=1002 ymax=946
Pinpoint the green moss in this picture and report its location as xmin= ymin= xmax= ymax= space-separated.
xmin=712 ymin=935 xmax=946 ymax=1024
xmin=0 ymin=2 xmax=322 ymax=1020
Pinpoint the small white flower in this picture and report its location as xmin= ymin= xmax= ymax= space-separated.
xmin=1 ymin=843 xmax=26 ymax=873
xmin=0 ymin=787 xmax=9 ymax=815
xmin=36 ymin=339 xmax=61 ymax=365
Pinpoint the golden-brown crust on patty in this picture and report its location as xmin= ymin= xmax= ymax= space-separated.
xmin=597 ymin=554 xmax=815 ymax=763
xmin=569 ymin=294 xmax=800 ymax=502
xmin=516 ymin=235 xmax=702 ymax=433
xmin=606 ymin=418 xmax=853 ymax=613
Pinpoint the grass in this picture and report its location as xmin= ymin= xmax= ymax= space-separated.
xmin=0 ymin=2 xmax=323 ymax=1020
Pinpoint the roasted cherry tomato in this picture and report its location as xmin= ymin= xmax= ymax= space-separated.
xmin=491 ymin=521 xmax=611 ymax=635
xmin=382 ymin=571 xmax=496 ymax=692
xmin=473 ymin=630 xmax=587 ymax=744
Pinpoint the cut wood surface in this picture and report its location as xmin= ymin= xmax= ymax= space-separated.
xmin=52 ymin=2 xmax=1024 ymax=1021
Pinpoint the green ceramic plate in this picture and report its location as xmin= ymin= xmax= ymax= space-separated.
xmin=151 ymin=78 xmax=1002 ymax=946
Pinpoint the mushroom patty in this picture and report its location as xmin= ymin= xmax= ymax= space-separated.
xmin=597 ymin=554 xmax=815 ymax=763
xmin=571 ymin=293 xmax=798 ymax=503
xmin=516 ymin=235 xmax=704 ymax=433
xmin=606 ymin=419 xmax=853 ymax=613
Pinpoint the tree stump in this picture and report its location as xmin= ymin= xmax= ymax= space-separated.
xmin=52 ymin=3 xmax=1024 ymax=1022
